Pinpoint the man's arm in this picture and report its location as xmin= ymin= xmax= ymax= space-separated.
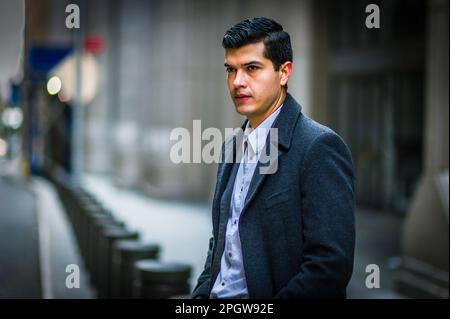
xmin=275 ymin=132 xmax=355 ymax=298
xmin=191 ymin=236 xmax=214 ymax=299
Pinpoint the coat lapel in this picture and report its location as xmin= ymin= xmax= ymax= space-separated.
xmin=241 ymin=93 xmax=302 ymax=215
xmin=214 ymin=128 xmax=244 ymax=208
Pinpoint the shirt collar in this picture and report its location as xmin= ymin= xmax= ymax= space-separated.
xmin=243 ymin=104 xmax=283 ymax=157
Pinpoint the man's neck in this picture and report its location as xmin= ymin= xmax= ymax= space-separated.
xmin=248 ymin=90 xmax=286 ymax=128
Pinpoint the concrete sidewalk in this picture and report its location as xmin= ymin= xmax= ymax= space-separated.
xmin=348 ymin=207 xmax=406 ymax=298
xmin=30 ymin=176 xmax=95 ymax=298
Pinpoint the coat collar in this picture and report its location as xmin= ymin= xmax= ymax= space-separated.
xmin=273 ymin=92 xmax=302 ymax=150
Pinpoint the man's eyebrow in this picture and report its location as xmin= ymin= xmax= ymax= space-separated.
xmin=224 ymin=61 xmax=264 ymax=68
xmin=242 ymin=61 xmax=263 ymax=67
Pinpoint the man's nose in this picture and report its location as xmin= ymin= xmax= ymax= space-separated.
xmin=233 ymin=70 xmax=247 ymax=88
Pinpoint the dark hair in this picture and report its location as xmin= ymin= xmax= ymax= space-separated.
xmin=222 ymin=17 xmax=293 ymax=71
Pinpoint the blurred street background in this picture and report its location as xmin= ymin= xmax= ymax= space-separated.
xmin=0 ymin=0 xmax=448 ymax=299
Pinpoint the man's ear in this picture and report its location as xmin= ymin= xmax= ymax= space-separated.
xmin=279 ymin=61 xmax=293 ymax=86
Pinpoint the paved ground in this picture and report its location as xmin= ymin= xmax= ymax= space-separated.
xmin=348 ymin=207 xmax=405 ymax=298
xmin=0 ymin=176 xmax=41 ymax=298
xmin=30 ymin=177 xmax=95 ymax=298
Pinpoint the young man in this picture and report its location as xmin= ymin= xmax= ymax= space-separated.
xmin=192 ymin=17 xmax=355 ymax=299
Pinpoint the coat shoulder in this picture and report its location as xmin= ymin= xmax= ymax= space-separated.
xmin=293 ymin=113 xmax=342 ymax=148
xmin=292 ymin=113 xmax=354 ymax=178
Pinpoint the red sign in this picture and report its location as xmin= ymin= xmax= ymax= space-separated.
xmin=84 ymin=35 xmax=104 ymax=55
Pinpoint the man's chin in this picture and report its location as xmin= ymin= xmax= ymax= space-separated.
xmin=234 ymin=103 xmax=255 ymax=116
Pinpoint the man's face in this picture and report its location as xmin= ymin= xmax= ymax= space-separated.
xmin=224 ymin=41 xmax=289 ymax=126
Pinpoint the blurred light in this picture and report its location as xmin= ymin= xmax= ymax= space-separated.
xmin=47 ymin=76 xmax=62 ymax=95
xmin=0 ymin=138 xmax=8 ymax=157
xmin=49 ymin=53 xmax=99 ymax=105
xmin=1 ymin=107 xmax=23 ymax=129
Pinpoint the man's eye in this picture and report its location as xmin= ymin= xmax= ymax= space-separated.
xmin=247 ymin=65 xmax=258 ymax=72
xmin=226 ymin=67 xmax=235 ymax=73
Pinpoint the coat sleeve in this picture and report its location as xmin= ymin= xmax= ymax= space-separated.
xmin=192 ymin=141 xmax=229 ymax=299
xmin=191 ymin=236 xmax=214 ymax=299
xmin=275 ymin=131 xmax=355 ymax=298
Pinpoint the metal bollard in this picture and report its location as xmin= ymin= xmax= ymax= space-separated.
xmin=83 ymin=210 xmax=113 ymax=269
xmin=97 ymin=228 xmax=139 ymax=299
xmin=133 ymin=260 xmax=191 ymax=299
xmin=79 ymin=202 xmax=106 ymax=262
xmin=89 ymin=218 xmax=124 ymax=289
xmin=111 ymin=240 xmax=161 ymax=298
xmin=71 ymin=193 xmax=101 ymax=250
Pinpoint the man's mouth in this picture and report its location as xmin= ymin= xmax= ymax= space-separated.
xmin=235 ymin=94 xmax=251 ymax=102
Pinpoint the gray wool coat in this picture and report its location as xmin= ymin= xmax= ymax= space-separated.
xmin=192 ymin=93 xmax=355 ymax=299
